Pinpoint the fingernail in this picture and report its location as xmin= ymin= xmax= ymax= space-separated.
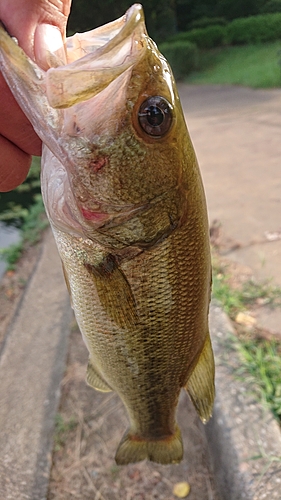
xmin=34 ymin=24 xmax=66 ymax=70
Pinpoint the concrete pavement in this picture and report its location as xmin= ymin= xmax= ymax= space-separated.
xmin=180 ymin=84 xmax=281 ymax=334
xmin=0 ymin=230 xmax=72 ymax=499
xmin=181 ymin=84 xmax=281 ymax=281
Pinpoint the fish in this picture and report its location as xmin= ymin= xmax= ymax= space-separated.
xmin=0 ymin=4 xmax=215 ymax=465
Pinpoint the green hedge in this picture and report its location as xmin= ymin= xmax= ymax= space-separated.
xmin=165 ymin=12 xmax=281 ymax=50
xmin=226 ymin=13 xmax=281 ymax=44
xmin=184 ymin=25 xmax=226 ymax=49
xmin=261 ymin=0 xmax=281 ymax=14
xmin=159 ymin=41 xmax=198 ymax=80
xmin=168 ymin=25 xmax=226 ymax=49
xmin=188 ymin=16 xmax=227 ymax=30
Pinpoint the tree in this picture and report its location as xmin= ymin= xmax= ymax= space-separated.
xmin=216 ymin=0 xmax=264 ymax=19
xmin=67 ymin=0 xmax=176 ymax=41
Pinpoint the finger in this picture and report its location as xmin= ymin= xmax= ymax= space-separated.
xmin=0 ymin=0 xmax=72 ymax=60
xmin=0 ymin=135 xmax=32 ymax=192
xmin=0 ymin=74 xmax=42 ymax=156
xmin=0 ymin=0 xmax=72 ymax=191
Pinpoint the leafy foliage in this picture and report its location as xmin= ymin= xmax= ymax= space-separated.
xmin=188 ymin=16 xmax=227 ymax=29
xmin=166 ymin=12 xmax=281 ymax=52
xmin=0 ymin=157 xmax=48 ymax=270
xmin=236 ymin=339 xmax=281 ymax=420
xmin=226 ymin=13 xmax=281 ymax=44
xmin=212 ymin=256 xmax=281 ymax=422
xmin=67 ymin=0 xmax=281 ymax=42
xmin=176 ymin=0 xmax=267 ymax=32
xmin=187 ymin=42 xmax=281 ymax=88
xmin=67 ymin=0 xmax=177 ymax=42
xmin=212 ymin=262 xmax=281 ymax=320
xmin=169 ymin=25 xmax=227 ymax=49
xmin=20 ymin=195 xmax=49 ymax=246
xmin=0 ymin=243 xmax=23 ymax=270
xmin=54 ymin=414 xmax=77 ymax=451
xmin=261 ymin=0 xmax=281 ymax=13
xmin=0 ymin=156 xmax=41 ymax=227
xmin=159 ymin=41 xmax=198 ymax=79
xmin=0 ymin=195 xmax=48 ymax=270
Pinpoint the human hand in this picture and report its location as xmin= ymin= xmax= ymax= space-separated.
xmin=0 ymin=0 xmax=72 ymax=192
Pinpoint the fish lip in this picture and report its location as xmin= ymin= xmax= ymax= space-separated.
xmin=66 ymin=3 xmax=145 ymax=64
xmin=45 ymin=4 xmax=147 ymax=109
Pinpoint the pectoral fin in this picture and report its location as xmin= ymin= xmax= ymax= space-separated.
xmin=86 ymin=359 xmax=112 ymax=392
xmin=84 ymin=254 xmax=138 ymax=330
xmin=185 ymin=331 xmax=215 ymax=423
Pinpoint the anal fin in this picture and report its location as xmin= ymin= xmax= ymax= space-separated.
xmin=185 ymin=331 xmax=215 ymax=423
xmin=86 ymin=359 xmax=112 ymax=392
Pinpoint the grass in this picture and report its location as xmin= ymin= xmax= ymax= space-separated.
xmin=236 ymin=339 xmax=281 ymax=420
xmin=212 ymin=255 xmax=281 ymax=422
xmin=54 ymin=414 xmax=77 ymax=451
xmin=212 ymin=270 xmax=281 ymax=320
xmin=0 ymin=157 xmax=49 ymax=270
xmin=0 ymin=156 xmax=41 ymax=226
xmin=186 ymin=41 xmax=281 ymax=88
xmin=0 ymin=195 xmax=49 ymax=270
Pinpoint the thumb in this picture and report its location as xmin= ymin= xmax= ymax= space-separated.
xmin=0 ymin=0 xmax=72 ymax=68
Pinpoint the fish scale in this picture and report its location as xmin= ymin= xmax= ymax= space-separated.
xmin=52 ymin=200 xmax=211 ymax=443
xmin=0 ymin=3 xmax=215 ymax=465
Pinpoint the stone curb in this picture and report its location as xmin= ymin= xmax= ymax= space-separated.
xmin=208 ymin=303 xmax=281 ymax=500
xmin=0 ymin=229 xmax=72 ymax=500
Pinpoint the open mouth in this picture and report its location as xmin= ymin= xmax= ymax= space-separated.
xmin=45 ymin=4 xmax=147 ymax=109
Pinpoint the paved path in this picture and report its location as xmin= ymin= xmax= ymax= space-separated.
xmin=179 ymin=84 xmax=281 ymax=333
xmin=0 ymin=231 xmax=72 ymax=499
xmin=180 ymin=84 xmax=281 ymax=279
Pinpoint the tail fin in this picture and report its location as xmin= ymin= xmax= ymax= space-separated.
xmin=115 ymin=425 xmax=183 ymax=465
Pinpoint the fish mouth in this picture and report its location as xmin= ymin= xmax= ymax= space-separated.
xmin=46 ymin=4 xmax=147 ymax=109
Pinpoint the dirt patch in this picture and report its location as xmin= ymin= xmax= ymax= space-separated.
xmin=47 ymin=324 xmax=219 ymax=500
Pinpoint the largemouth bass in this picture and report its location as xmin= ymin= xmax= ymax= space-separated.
xmin=0 ymin=4 xmax=215 ymax=465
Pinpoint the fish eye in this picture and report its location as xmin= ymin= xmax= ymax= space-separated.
xmin=138 ymin=96 xmax=173 ymax=137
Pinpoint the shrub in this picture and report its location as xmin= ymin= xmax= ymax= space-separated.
xmin=159 ymin=41 xmax=198 ymax=80
xmin=261 ymin=0 xmax=281 ymax=13
xmin=168 ymin=25 xmax=227 ymax=49
xmin=161 ymin=12 xmax=281 ymax=57
xmin=188 ymin=25 xmax=227 ymax=48
xmin=226 ymin=13 xmax=281 ymax=45
xmin=188 ymin=16 xmax=227 ymax=30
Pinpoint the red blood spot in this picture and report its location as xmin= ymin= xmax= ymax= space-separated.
xmin=81 ymin=207 xmax=108 ymax=222
xmin=89 ymin=157 xmax=107 ymax=173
